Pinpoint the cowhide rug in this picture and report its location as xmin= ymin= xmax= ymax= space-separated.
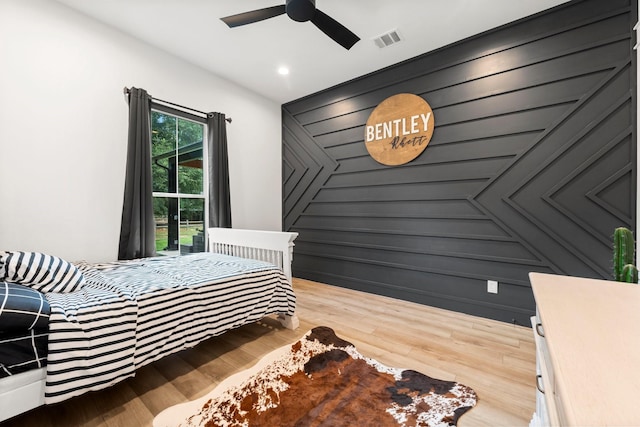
xmin=154 ymin=326 xmax=477 ymax=427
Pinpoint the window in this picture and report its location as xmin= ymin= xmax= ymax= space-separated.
xmin=151 ymin=106 xmax=207 ymax=255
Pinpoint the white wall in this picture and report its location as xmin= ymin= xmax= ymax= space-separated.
xmin=0 ymin=0 xmax=283 ymax=262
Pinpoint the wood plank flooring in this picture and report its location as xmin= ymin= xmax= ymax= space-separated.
xmin=2 ymin=278 xmax=536 ymax=427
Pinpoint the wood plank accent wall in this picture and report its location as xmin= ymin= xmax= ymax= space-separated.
xmin=282 ymin=0 xmax=636 ymax=324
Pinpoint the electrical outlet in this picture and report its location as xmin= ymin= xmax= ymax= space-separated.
xmin=487 ymin=280 xmax=498 ymax=294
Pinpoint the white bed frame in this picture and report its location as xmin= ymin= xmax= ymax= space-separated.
xmin=0 ymin=228 xmax=299 ymax=422
xmin=207 ymin=227 xmax=300 ymax=330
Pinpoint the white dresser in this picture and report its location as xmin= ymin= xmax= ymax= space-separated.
xmin=529 ymin=272 xmax=640 ymax=426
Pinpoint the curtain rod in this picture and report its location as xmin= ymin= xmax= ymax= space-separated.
xmin=123 ymin=87 xmax=232 ymax=123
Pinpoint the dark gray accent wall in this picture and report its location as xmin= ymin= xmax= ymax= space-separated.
xmin=282 ymin=0 xmax=636 ymax=324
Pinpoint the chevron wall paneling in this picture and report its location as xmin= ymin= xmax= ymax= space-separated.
xmin=282 ymin=0 xmax=637 ymax=324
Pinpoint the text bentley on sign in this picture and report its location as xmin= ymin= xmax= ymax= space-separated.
xmin=364 ymin=93 xmax=435 ymax=166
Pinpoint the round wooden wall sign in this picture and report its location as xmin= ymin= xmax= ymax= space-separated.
xmin=364 ymin=93 xmax=435 ymax=166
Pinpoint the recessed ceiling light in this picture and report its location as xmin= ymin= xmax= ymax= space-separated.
xmin=278 ymin=66 xmax=290 ymax=76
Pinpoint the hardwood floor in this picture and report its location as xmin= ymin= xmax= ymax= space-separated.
xmin=3 ymin=278 xmax=536 ymax=427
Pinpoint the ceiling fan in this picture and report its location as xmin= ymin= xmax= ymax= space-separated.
xmin=220 ymin=0 xmax=360 ymax=50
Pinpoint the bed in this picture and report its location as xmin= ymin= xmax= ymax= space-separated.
xmin=0 ymin=227 xmax=298 ymax=422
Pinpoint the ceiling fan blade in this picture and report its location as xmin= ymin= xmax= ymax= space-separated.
xmin=310 ymin=9 xmax=360 ymax=50
xmin=221 ymin=5 xmax=286 ymax=28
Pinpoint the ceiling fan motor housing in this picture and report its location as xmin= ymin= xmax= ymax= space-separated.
xmin=286 ymin=0 xmax=316 ymax=22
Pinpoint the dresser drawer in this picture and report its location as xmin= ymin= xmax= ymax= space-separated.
xmin=531 ymin=313 xmax=560 ymax=426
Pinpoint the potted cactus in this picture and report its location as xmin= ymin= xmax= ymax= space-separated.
xmin=613 ymin=226 xmax=639 ymax=283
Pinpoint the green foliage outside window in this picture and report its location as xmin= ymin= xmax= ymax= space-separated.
xmin=151 ymin=110 xmax=207 ymax=254
xmin=151 ymin=111 xmax=204 ymax=218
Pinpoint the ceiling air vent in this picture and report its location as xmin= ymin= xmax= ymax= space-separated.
xmin=373 ymin=29 xmax=402 ymax=48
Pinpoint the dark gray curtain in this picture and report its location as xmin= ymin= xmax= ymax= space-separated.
xmin=207 ymin=112 xmax=232 ymax=228
xmin=118 ymin=87 xmax=156 ymax=260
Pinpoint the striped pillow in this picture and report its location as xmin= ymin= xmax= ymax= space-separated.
xmin=0 ymin=251 xmax=85 ymax=293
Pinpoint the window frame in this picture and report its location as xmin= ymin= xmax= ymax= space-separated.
xmin=150 ymin=102 xmax=209 ymax=255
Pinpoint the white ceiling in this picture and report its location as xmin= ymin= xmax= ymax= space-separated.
xmin=53 ymin=0 xmax=571 ymax=104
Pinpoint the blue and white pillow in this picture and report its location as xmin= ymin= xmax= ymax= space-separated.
xmin=0 ymin=251 xmax=85 ymax=293
xmin=0 ymin=281 xmax=50 ymax=332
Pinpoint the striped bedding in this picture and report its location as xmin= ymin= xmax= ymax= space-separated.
xmin=42 ymin=252 xmax=296 ymax=404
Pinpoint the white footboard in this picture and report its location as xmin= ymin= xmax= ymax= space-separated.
xmin=208 ymin=227 xmax=299 ymax=330
xmin=208 ymin=228 xmax=298 ymax=284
